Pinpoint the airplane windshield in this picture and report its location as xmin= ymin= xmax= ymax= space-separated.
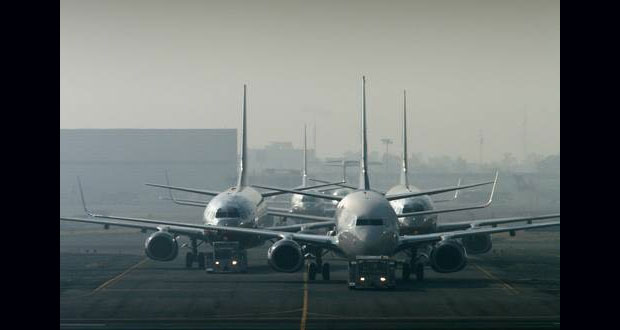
xmin=402 ymin=203 xmax=426 ymax=213
xmin=215 ymin=207 xmax=240 ymax=218
xmin=356 ymin=219 xmax=383 ymax=226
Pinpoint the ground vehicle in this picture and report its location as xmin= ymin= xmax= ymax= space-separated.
xmin=348 ymin=256 xmax=396 ymax=289
xmin=205 ymin=241 xmax=248 ymax=273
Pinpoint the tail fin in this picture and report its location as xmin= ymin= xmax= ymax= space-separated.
xmin=400 ymin=90 xmax=409 ymax=187
xmin=302 ymin=124 xmax=308 ymax=187
xmin=237 ymin=85 xmax=248 ymax=189
xmin=359 ymin=76 xmax=371 ymax=190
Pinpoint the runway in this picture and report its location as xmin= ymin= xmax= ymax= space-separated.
xmin=60 ymin=229 xmax=560 ymax=329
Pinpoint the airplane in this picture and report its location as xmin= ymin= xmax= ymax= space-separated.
xmin=61 ymin=77 xmax=560 ymax=286
xmin=61 ymin=85 xmax=342 ymax=270
xmin=267 ymin=125 xmax=331 ymax=224
xmin=385 ymin=90 xmax=498 ymax=236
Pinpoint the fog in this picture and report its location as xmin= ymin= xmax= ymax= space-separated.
xmin=60 ymin=0 xmax=559 ymax=162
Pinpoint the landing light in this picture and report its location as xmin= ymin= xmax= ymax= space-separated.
xmin=232 ymin=260 xmax=238 ymax=265
xmin=380 ymin=277 xmax=386 ymax=282
xmin=215 ymin=261 xmax=220 ymax=265
xmin=360 ymin=277 xmax=365 ymax=281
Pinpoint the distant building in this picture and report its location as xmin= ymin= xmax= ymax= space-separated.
xmin=249 ymin=142 xmax=317 ymax=173
xmin=60 ymin=129 xmax=237 ymax=213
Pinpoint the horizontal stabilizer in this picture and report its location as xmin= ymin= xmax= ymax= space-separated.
xmin=253 ymin=184 xmax=343 ymax=201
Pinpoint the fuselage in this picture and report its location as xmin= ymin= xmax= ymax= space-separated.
xmin=386 ymin=184 xmax=437 ymax=235
xmin=331 ymin=187 xmax=354 ymax=206
xmin=290 ymin=191 xmax=326 ymax=216
xmin=333 ymin=190 xmax=400 ymax=259
xmin=203 ymin=186 xmax=266 ymax=249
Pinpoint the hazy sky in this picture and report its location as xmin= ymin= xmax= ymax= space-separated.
xmin=60 ymin=0 xmax=559 ymax=162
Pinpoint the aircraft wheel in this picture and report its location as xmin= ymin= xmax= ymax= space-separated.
xmin=322 ymin=263 xmax=330 ymax=280
xmin=185 ymin=252 xmax=194 ymax=268
xmin=415 ymin=263 xmax=424 ymax=281
xmin=402 ymin=263 xmax=411 ymax=281
xmin=308 ymin=262 xmax=317 ymax=281
xmin=197 ymin=252 xmax=206 ymax=269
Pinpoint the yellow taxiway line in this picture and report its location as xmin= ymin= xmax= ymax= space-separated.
xmin=91 ymin=258 xmax=148 ymax=295
xmin=473 ymin=263 xmax=520 ymax=295
xmin=300 ymin=270 xmax=309 ymax=330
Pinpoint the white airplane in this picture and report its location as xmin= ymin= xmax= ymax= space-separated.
xmin=60 ymin=77 xmax=559 ymax=285
xmin=267 ymin=125 xmax=331 ymax=224
xmin=386 ymin=90 xmax=498 ymax=234
xmin=61 ymin=85 xmax=341 ymax=270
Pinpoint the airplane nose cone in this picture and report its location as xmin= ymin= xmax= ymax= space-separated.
xmin=354 ymin=228 xmax=398 ymax=255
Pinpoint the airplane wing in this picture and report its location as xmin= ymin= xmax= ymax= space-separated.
xmin=398 ymin=176 xmax=496 ymax=217
xmin=252 ymin=185 xmax=343 ymax=201
xmin=260 ymin=181 xmax=347 ymax=198
xmin=267 ymin=221 xmax=336 ymax=232
xmin=309 ymin=178 xmax=357 ymax=190
xmin=435 ymin=213 xmax=560 ymax=232
xmin=432 ymin=178 xmax=461 ymax=203
xmin=267 ymin=207 xmax=293 ymax=213
xmin=60 ymin=217 xmax=206 ymax=238
xmin=145 ymin=181 xmax=346 ymax=198
xmin=157 ymin=170 xmax=210 ymax=207
xmin=61 ymin=214 xmax=337 ymax=249
xmin=397 ymin=220 xmax=560 ymax=251
xmin=145 ymin=183 xmax=221 ymax=196
xmin=386 ymin=171 xmax=498 ymax=201
xmin=267 ymin=210 xmax=334 ymax=222
xmin=159 ymin=196 xmax=209 ymax=207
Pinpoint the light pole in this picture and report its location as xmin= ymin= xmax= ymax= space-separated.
xmin=381 ymin=138 xmax=393 ymax=174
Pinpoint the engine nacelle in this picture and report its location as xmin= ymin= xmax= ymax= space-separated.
xmin=462 ymin=234 xmax=492 ymax=255
xmin=430 ymin=239 xmax=467 ymax=273
xmin=267 ymin=239 xmax=304 ymax=273
xmin=144 ymin=231 xmax=178 ymax=261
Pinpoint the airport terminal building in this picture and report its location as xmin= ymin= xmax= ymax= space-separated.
xmin=60 ymin=129 xmax=237 ymax=216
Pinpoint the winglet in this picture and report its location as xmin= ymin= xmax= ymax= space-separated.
xmin=483 ymin=170 xmax=499 ymax=207
xmin=164 ymin=170 xmax=175 ymax=201
xmin=400 ymin=89 xmax=409 ymax=187
xmin=237 ymin=84 xmax=248 ymax=189
xmin=302 ymin=124 xmax=308 ymax=187
xmin=359 ymin=76 xmax=371 ymax=190
xmin=76 ymin=176 xmax=96 ymax=217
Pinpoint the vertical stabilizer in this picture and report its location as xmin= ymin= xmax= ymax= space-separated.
xmin=359 ymin=76 xmax=371 ymax=190
xmin=237 ymin=85 xmax=248 ymax=189
xmin=302 ymin=124 xmax=308 ymax=187
xmin=400 ymin=90 xmax=409 ymax=187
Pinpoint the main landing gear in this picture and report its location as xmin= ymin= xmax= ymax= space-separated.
xmin=185 ymin=238 xmax=205 ymax=269
xmin=402 ymin=248 xmax=425 ymax=281
xmin=307 ymin=248 xmax=330 ymax=281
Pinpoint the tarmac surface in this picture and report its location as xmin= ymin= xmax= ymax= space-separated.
xmin=60 ymin=228 xmax=560 ymax=330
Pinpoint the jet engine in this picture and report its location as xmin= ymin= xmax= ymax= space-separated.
xmin=461 ymin=234 xmax=492 ymax=255
xmin=144 ymin=231 xmax=178 ymax=261
xmin=267 ymin=239 xmax=304 ymax=273
xmin=430 ymin=239 xmax=467 ymax=273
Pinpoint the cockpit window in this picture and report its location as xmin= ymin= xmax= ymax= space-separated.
xmin=403 ymin=203 xmax=426 ymax=213
xmin=301 ymin=195 xmax=318 ymax=202
xmin=215 ymin=207 xmax=240 ymax=218
xmin=356 ymin=218 xmax=383 ymax=226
